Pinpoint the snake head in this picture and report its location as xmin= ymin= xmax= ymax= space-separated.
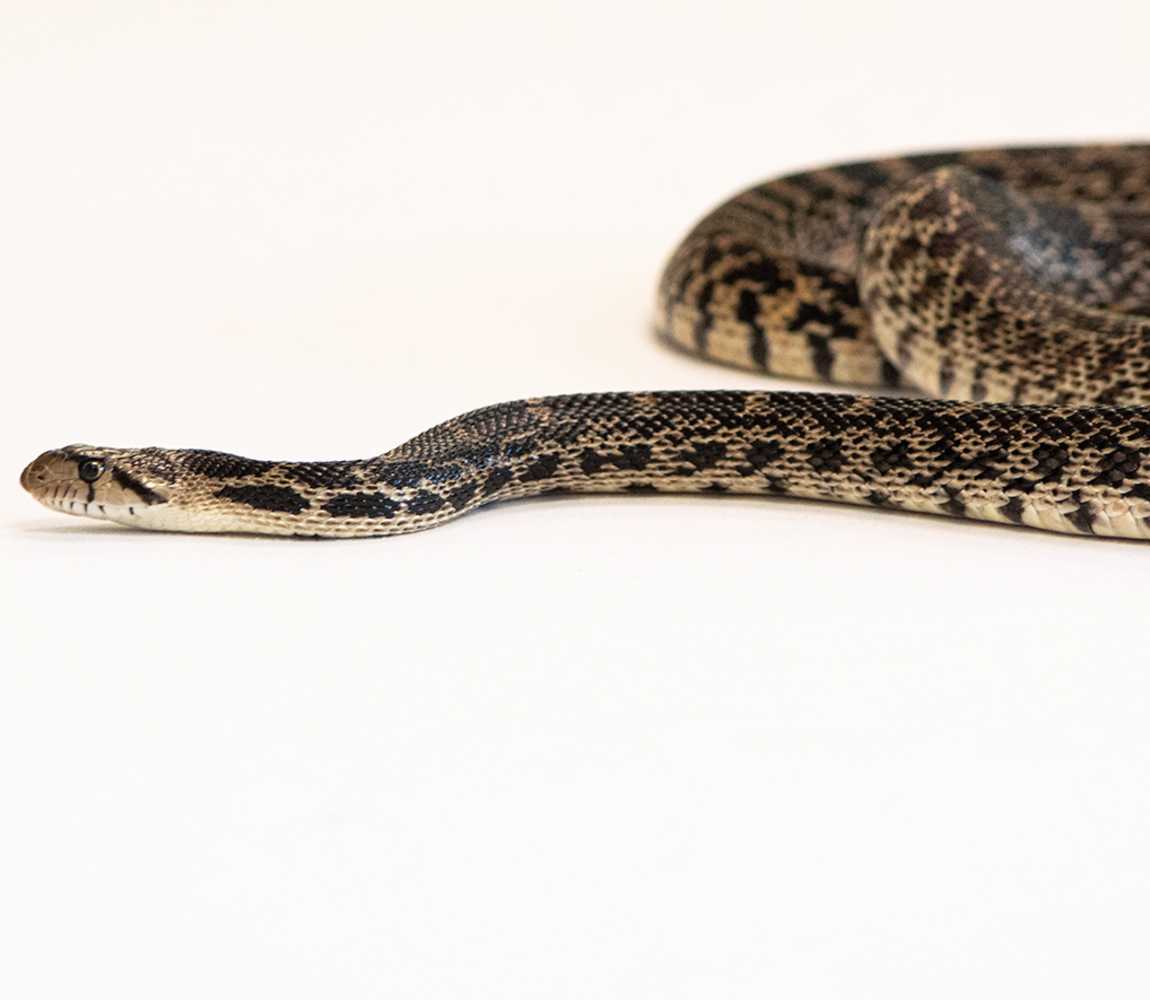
xmin=20 ymin=445 xmax=174 ymax=526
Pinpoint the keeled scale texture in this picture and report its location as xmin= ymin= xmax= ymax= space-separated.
xmin=22 ymin=144 xmax=1150 ymax=538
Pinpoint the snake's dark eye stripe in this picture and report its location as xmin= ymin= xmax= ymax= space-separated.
xmin=110 ymin=467 xmax=167 ymax=506
xmin=78 ymin=459 xmax=104 ymax=483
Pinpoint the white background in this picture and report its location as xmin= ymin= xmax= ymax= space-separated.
xmin=4 ymin=2 xmax=1150 ymax=997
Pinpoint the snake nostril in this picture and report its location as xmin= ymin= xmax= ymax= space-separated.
xmin=19 ymin=462 xmax=49 ymax=491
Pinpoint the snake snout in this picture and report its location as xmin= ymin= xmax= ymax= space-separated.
xmin=20 ymin=453 xmax=54 ymax=494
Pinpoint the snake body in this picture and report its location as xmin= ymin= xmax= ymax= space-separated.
xmin=22 ymin=144 xmax=1150 ymax=539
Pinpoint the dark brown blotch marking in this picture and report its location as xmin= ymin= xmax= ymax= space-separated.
xmin=678 ymin=442 xmax=726 ymax=472
xmin=999 ymin=495 xmax=1026 ymax=524
xmin=448 ymin=483 xmax=478 ymax=510
xmin=1069 ymin=501 xmax=1096 ymax=534
xmin=322 ymin=492 xmax=400 ymax=519
xmin=406 ymin=491 xmax=445 ymax=515
xmin=482 ymin=468 xmax=513 ymax=496
xmin=216 ymin=484 xmax=309 ymax=514
xmin=941 ymin=487 xmax=966 ymax=517
xmin=521 ymin=454 xmax=561 ymax=482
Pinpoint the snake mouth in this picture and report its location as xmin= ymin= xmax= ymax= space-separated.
xmin=23 ymin=479 xmax=147 ymax=525
xmin=20 ymin=469 xmax=100 ymax=518
xmin=37 ymin=494 xmax=102 ymax=517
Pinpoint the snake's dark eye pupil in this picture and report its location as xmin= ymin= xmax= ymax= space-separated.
xmin=78 ymin=459 xmax=104 ymax=482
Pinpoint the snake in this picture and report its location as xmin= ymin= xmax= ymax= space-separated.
xmin=21 ymin=144 xmax=1150 ymax=539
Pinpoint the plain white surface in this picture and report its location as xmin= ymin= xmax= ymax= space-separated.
xmin=4 ymin=2 xmax=1150 ymax=997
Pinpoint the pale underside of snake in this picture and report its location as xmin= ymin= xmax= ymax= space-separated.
xmin=22 ymin=144 xmax=1150 ymax=539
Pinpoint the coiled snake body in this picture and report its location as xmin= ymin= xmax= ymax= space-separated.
xmin=22 ymin=145 xmax=1150 ymax=539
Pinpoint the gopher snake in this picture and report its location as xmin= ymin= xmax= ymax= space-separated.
xmin=22 ymin=145 xmax=1150 ymax=539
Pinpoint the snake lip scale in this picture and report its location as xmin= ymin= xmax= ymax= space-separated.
xmin=21 ymin=144 xmax=1150 ymax=539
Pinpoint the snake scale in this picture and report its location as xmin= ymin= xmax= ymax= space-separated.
xmin=22 ymin=144 xmax=1150 ymax=539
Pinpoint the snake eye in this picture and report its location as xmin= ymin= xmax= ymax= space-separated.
xmin=78 ymin=459 xmax=105 ymax=483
